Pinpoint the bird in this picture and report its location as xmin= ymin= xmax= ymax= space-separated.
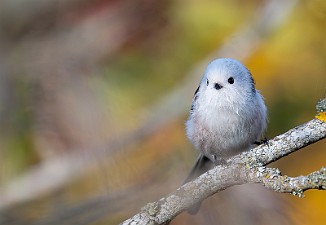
xmin=184 ymin=58 xmax=267 ymax=213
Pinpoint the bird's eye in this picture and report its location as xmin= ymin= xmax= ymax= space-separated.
xmin=206 ymin=79 xmax=209 ymax=86
xmin=228 ymin=77 xmax=234 ymax=84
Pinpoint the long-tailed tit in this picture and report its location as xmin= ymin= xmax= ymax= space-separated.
xmin=184 ymin=58 xmax=267 ymax=212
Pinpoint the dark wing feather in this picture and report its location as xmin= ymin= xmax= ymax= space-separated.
xmin=190 ymin=85 xmax=200 ymax=113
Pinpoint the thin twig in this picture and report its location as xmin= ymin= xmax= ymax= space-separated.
xmin=247 ymin=166 xmax=326 ymax=197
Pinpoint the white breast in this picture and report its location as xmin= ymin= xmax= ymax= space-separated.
xmin=186 ymin=91 xmax=265 ymax=161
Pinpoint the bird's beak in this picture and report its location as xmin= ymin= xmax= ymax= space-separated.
xmin=214 ymin=83 xmax=223 ymax=90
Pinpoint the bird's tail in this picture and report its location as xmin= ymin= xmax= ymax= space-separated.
xmin=183 ymin=153 xmax=213 ymax=214
xmin=183 ymin=153 xmax=213 ymax=184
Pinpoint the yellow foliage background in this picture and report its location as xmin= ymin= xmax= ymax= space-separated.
xmin=0 ymin=0 xmax=325 ymax=224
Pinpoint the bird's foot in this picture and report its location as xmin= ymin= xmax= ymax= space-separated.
xmin=254 ymin=137 xmax=269 ymax=146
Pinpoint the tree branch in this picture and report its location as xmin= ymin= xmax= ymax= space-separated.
xmin=121 ymin=98 xmax=326 ymax=225
xmin=231 ymin=118 xmax=326 ymax=166
xmin=247 ymin=166 xmax=326 ymax=197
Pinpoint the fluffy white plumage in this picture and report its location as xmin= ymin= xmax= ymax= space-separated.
xmin=185 ymin=58 xmax=267 ymax=179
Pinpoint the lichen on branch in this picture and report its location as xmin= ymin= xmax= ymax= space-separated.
xmin=247 ymin=166 xmax=326 ymax=197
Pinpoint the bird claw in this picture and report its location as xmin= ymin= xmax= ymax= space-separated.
xmin=254 ymin=137 xmax=269 ymax=146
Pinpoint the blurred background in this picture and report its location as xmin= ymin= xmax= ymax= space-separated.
xmin=0 ymin=0 xmax=325 ymax=224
